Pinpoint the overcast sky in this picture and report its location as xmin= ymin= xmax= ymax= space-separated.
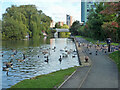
xmin=1 ymin=0 xmax=81 ymax=23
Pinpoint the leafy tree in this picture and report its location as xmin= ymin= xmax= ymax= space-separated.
xmin=2 ymin=5 xmax=52 ymax=40
xmin=69 ymin=21 xmax=81 ymax=35
xmin=61 ymin=24 xmax=69 ymax=29
xmin=55 ymin=23 xmax=61 ymax=28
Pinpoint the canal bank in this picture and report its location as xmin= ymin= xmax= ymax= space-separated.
xmin=57 ymin=37 xmax=92 ymax=88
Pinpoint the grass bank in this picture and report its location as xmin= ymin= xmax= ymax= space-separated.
xmin=76 ymin=36 xmax=119 ymax=46
xmin=10 ymin=67 xmax=77 ymax=88
xmin=109 ymin=51 xmax=120 ymax=72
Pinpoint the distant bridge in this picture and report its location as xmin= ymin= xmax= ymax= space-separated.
xmin=56 ymin=28 xmax=69 ymax=32
xmin=54 ymin=28 xmax=70 ymax=38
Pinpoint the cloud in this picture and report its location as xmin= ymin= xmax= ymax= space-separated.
xmin=1 ymin=0 xmax=81 ymax=22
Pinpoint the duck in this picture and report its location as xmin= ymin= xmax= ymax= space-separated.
xmin=11 ymin=55 xmax=14 ymax=57
xmin=17 ymin=59 xmax=25 ymax=62
xmin=42 ymin=51 xmax=48 ymax=55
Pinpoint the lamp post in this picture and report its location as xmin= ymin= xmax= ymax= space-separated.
xmin=106 ymin=38 xmax=111 ymax=52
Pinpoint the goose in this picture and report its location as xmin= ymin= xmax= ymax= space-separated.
xmin=38 ymin=55 xmax=39 ymax=58
xmin=5 ymin=61 xmax=13 ymax=68
xmin=59 ymin=55 xmax=62 ymax=64
xmin=23 ymin=54 xmax=26 ymax=60
xmin=62 ymin=53 xmax=68 ymax=58
xmin=3 ymin=66 xmax=9 ymax=71
xmin=89 ymin=52 xmax=92 ymax=55
xmin=44 ymin=56 xmax=49 ymax=63
xmin=95 ymin=50 xmax=98 ymax=55
xmin=72 ymin=55 xmax=76 ymax=58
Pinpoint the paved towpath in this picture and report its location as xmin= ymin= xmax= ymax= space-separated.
xmin=59 ymin=37 xmax=118 ymax=89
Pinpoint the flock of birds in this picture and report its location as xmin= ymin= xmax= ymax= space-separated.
xmin=2 ymin=46 xmax=77 ymax=72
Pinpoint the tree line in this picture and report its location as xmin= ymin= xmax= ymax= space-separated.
xmin=2 ymin=5 xmax=52 ymax=40
xmin=70 ymin=2 xmax=120 ymax=42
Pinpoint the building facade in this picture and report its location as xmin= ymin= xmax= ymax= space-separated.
xmin=81 ymin=1 xmax=96 ymax=24
xmin=50 ymin=20 xmax=55 ymax=28
xmin=66 ymin=14 xmax=73 ymax=27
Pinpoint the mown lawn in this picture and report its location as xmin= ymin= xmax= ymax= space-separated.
xmin=109 ymin=51 xmax=120 ymax=72
xmin=76 ymin=36 xmax=119 ymax=46
xmin=10 ymin=67 xmax=77 ymax=88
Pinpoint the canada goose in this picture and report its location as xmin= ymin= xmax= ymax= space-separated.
xmin=52 ymin=46 xmax=56 ymax=51
xmin=89 ymin=52 xmax=92 ymax=55
xmin=23 ymin=54 xmax=26 ymax=60
xmin=60 ymin=49 xmax=64 ymax=51
xmin=38 ymin=56 xmax=39 ymax=58
xmin=59 ymin=55 xmax=62 ymax=64
xmin=44 ymin=56 xmax=49 ymax=63
xmin=3 ymin=67 xmax=9 ymax=71
xmin=72 ymin=55 xmax=76 ymax=58
xmin=96 ymin=50 xmax=98 ymax=55
xmin=62 ymin=53 xmax=68 ymax=58
xmin=5 ymin=61 xmax=13 ymax=68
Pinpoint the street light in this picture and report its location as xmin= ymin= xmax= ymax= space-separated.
xmin=106 ymin=38 xmax=111 ymax=52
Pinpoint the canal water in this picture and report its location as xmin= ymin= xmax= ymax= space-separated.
xmin=2 ymin=37 xmax=79 ymax=88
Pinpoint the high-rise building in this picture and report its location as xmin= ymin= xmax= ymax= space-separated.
xmin=66 ymin=14 xmax=73 ymax=27
xmin=58 ymin=21 xmax=64 ymax=26
xmin=81 ymin=1 xmax=96 ymax=24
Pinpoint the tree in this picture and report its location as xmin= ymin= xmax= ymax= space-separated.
xmin=69 ymin=21 xmax=81 ymax=35
xmin=61 ymin=24 xmax=69 ymax=29
xmin=2 ymin=5 xmax=52 ymax=40
xmin=55 ymin=23 xmax=61 ymax=28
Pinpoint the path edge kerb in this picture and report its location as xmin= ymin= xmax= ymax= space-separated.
xmin=56 ymin=70 xmax=77 ymax=89
xmin=57 ymin=37 xmax=93 ymax=89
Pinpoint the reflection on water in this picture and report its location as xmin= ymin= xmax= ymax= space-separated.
xmin=2 ymin=38 xmax=79 ymax=88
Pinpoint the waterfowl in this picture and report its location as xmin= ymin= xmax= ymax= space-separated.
xmin=38 ymin=55 xmax=39 ymax=58
xmin=17 ymin=59 xmax=25 ymax=62
xmin=72 ymin=55 xmax=76 ymax=58
xmin=11 ymin=55 xmax=14 ymax=57
xmin=23 ymin=54 xmax=26 ymax=59
xmin=59 ymin=55 xmax=62 ymax=64
xmin=3 ymin=67 xmax=9 ymax=71
xmin=89 ymin=52 xmax=92 ymax=55
xmin=5 ymin=61 xmax=13 ymax=68
xmin=62 ymin=53 xmax=68 ymax=58
xmin=42 ymin=51 xmax=48 ymax=55
xmin=44 ymin=56 xmax=49 ymax=63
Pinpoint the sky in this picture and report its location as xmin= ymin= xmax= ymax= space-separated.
xmin=0 ymin=0 xmax=81 ymax=23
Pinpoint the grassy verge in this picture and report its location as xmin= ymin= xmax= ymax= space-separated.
xmin=109 ymin=51 xmax=120 ymax=72
xmin=76 ymin=36 xmax=119 ymax=46
xmin=10 ymin=67 xmax=77 ymax=88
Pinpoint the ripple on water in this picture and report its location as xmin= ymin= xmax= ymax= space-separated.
xmin=2 ymin=38 xmax=80 ymax=88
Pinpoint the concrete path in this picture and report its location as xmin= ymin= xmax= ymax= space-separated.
xmin=59 ymin=37 xmax=118 ymax=89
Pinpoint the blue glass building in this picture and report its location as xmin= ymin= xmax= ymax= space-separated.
xmin=81 ymin=1 xmax=96 ymax=24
